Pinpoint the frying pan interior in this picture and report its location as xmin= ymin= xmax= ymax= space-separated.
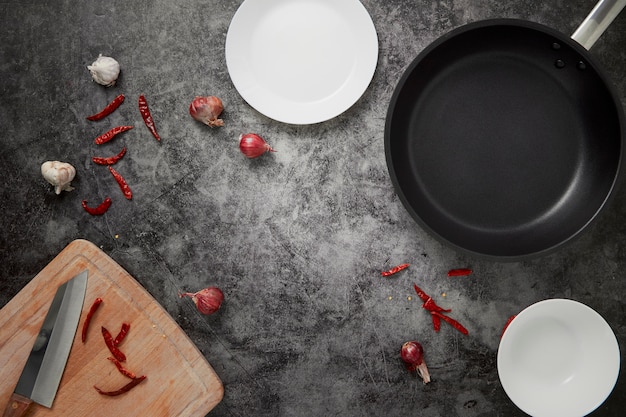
xmin=385 ymin=21 xmax=623 ymax=259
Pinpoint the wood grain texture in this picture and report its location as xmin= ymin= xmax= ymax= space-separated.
xmin=1 ymin=393 xmax=32 ymax=417
xmin=0 ymin=239 xmax=223 ymax=417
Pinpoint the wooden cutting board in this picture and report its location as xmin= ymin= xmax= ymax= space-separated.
xmin=0 ymin=239 xmax=223 ymax=416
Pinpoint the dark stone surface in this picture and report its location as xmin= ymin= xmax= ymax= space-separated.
xmin=1 ymin=1 xmax=625 ymax=416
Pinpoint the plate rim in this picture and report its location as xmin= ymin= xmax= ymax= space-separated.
xmin=225 ymin=0 xmax=379 ymax=125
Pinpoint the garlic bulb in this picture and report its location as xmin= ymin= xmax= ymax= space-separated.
xmin=41 ymin=161 xmax=76 ymax=194
xmin=87 ymin=54 xmax=120 ymax=87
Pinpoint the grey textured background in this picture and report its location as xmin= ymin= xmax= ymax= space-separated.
xmin=1 ymin=0 xmax=626 ymax=416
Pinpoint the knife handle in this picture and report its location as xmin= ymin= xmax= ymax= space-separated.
xmin=1 ymin=393 xmax=32 ymax=417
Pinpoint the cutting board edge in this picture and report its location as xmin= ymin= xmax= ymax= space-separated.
xmin=0 ymin=239 xmax=224 ymax=416
xmin=67 ymin=239 xmax=224 ymax=391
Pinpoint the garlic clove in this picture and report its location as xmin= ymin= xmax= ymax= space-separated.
xmin=87 ymin=54 xmax=120 ymax=87
xmin=41 ymin=161 xmax=76 ymax=194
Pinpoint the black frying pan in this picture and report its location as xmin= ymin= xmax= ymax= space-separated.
xmin=385 ymin=2 xmax=626 ymax=260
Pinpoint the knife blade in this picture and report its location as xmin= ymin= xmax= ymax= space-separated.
xmin=2 ymin=270 xmax=88 ymax=417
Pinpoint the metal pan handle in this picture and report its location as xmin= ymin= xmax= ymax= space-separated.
xmin=571 ymin=0 xmax=626 ymax=50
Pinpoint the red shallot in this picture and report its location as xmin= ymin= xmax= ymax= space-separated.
xmin=189 ymin=96 xmax=225 ymax=127
xmin=400 ymin=341 xmax=431 ymax=384
xmin=179 ymin=286 xmax=223 ymax=315
xmin=239 ymin=133 xmax=276 ymax=158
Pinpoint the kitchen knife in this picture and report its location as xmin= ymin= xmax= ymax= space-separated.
xmin=2 ymin=270 xmax=88 ymax=417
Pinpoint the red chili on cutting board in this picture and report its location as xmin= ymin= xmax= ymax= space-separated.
xmin=80 ymin=298 xmax=149 ymax=396
xmin=101 ymin=326 xmax=126 ymax=362
xmin=81 ymin=297 xmax=103 ymax=342
xmin=113 ymin=322 xmax=130 ymax=346
xmin=94 ymin=375 xmax=146 ymax=396
xmin=108 ymin=357 xmax=137 ymax=379
xmin=86 ymin=94 xmax=125 ymax=121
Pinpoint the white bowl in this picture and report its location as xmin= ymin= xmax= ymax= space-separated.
xmin=497 ymin=299 xmax=620 ymax=417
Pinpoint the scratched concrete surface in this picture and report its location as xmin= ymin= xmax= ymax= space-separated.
xmin=1 ymin=0 xmax=626 ymax=416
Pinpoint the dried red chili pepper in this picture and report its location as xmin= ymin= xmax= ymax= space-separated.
xmin=81 ymin=197 xmax=112 ymax=216
xmin=413 ymin=283 xmax=468 ymax=335
xmin=107 ymin=357 xmax=136 ymax=379
xmin=381 ymin=263 xmax=409 ymax=277
xmin=81 ymin=297 xmax=103 ymax=343
xmin=138 ymin=94 xmax=160 ymax=141
xmin=413 ymin=284 xmax=450 ymax=313
xmin=86 ymin=94 xmax=125 ymax=121
xmin=108 ymin=166 xmax=132 ymax=200
xmin=412 ymin=283 xmax=430 ymax=303
xmin=94 ymin=375 xmax=146 ymax=396
xmin=448 ymin=268 xmax=472 ymax=277
xmin=101 ymin=326 xmax=126 ymax=362
xmin=114 ymin=322 xmax=130 ymax=346
xmin=94 ymin=125 xmax=134 ymax=145
xmin=423 ymin=297 xmax=451 ymax=314
xmin=431 ymin=314 xmax=441 ymax=332
xmin=92 ymin=147 xmax=127 ymax=166
xmin=431 ymin=310 xmax=469 ymax=335
xmin=501 ymin=315 xmax=517 ymax=338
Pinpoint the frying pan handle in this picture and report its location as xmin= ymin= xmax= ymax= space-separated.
xmin=571 ymin=0 xmax=626 ymax=50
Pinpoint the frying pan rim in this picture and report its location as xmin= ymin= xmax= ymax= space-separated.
xmin=384 ymin=18 xmax=625 ymax=261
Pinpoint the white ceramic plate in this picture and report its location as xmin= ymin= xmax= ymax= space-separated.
xmin=498 ymin=299 xmax=620 ymax=417
xmin=225 ymin=0 xmax=378 ymax=124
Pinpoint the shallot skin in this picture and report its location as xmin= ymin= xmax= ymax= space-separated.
xmin=239 ymin=133 xmax=276 ymax=158
xmin=179 ymin=286 xmax=224 ymax=315
xmin=400 ymin=341 xmax=431 ymax=384
xmin=189 ymin=96 xmax=225 ymax=127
